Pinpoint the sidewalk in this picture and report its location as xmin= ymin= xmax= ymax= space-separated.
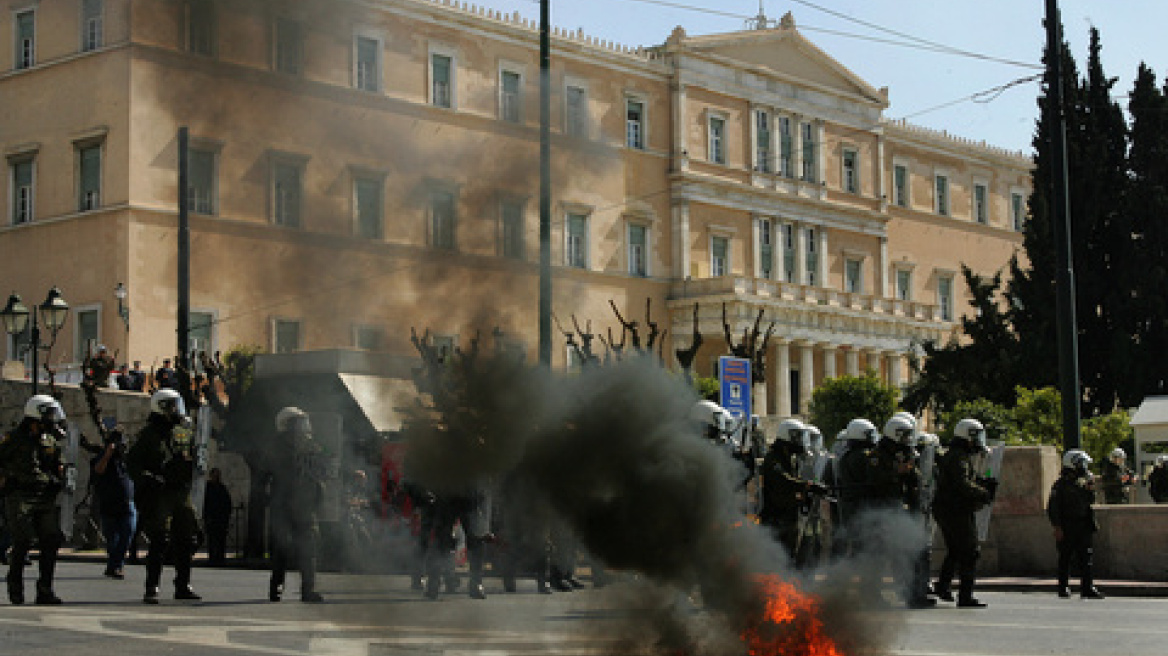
xmin=55 ymin=549 xmax=1168 ymax=598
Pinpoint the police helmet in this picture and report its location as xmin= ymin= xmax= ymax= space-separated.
xmin=276 ymin=406 xmax=312 ymax=434
xmin=918 ymin=432 xmax=940 ymax=449
xmin=1109 ymin=447 xmax=1126 ymax=464
xmin=807 ymin=425 xmax=824 ymax=452
xmin=953 ymin=418 xmax=987 ymax=450
xmin=1158 ymin=455 xmax=1167 ymax=467
xmin=883 ymin=415 xmax=916 ymax=445
xmin=690 ymin=400 xmax=730 ymax=434
xmin=845 ymin=418 xmax=878 ymax=443
xmin=775 ymin=418 xmax=811 ymax=452
xmin=150 ymin=388 xmax=187 ymax=419
xmin=1063 ymin=449 xmax=1092 ymax=473
xmin=24 ymin=394 xmax=65 ymax=423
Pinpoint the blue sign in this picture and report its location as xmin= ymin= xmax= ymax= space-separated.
xmin=718 ymin=356 xmax=752 ymax=424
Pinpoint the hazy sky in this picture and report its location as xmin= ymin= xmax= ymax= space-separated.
xmin=472 ymin=0 xmax=1168 ymax=155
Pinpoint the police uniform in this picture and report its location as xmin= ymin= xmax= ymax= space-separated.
xmin=265 ymin=429 xmax=326 ymax=602
xmin=1099 ymin=459 xmax=1133 ymax=504
xmin=931 ymin=441 xmax=990 ymax=606
xmin=127 ymin=413 xmax=201 ymax=602
xmin=759 ymin=440 xmax=808 ymax=559
xmin=0 ymin=422 xmax=65 ymax=605
xmin=1149 ymin=462 xmax=1168 ymax=503
xmin=1047 ymin=466 xmax=1103 ymax=598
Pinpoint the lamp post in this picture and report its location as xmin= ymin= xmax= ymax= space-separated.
xmin=115 ymin=282 xmax=130 ymax=352
xmin=1 ymin=287 xmax=69 ymax=395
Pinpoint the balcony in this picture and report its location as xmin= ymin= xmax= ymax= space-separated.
xmin=669 ymin=276 xmax=946 ymax=324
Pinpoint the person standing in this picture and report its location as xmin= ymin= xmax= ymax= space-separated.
xmin=1149 ymin=455 xmax=1168 ymax=503
xmin=91 ymin=429 xmax=136 ymax=580
xmin=265 ymin=408 xmax=325 ymax=603
xmin=1048 ymin=450 xmax=1105 ymax=599
xmin=127 ymin=389 xmax=201 ymax=604
xmin=0 ymin=395 xmax=69 ymax=605
xmin=1100 ymin=448 xmax=1135 ymax=504
xmin=759 ymin=419 xmax=821 ymax=563
xmin=202 ymin=468 xmax=232 ymax=567
xmin=154 ymin=359 xmax=177 ymax=390
xmin=931 ymin=418 xmax=992 ymax=608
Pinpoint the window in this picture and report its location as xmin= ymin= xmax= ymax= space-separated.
xmin=845 ymin=258 xmax=863 ymax=294
xmin=271 ymin=160 xmax=302 ymax=228
xmin=15 ymin=10 xmax=34 ymax=69
xmin=354 ymin=176 xmax=383 ymax=239
xmin=842 ymin=148 xmax=859 ymax=194
xmin=430 ymin=189 xmax=457 ymax=250
xmin=273 ymin=318 xmax=302 ymax=354
xmin=711 ymin=236 xmax=729 ymax=277
xmin=626 ymin=99 xmax=645 ymax=149
xmin=274 ymin=17 xmax=302 ymax=75
xmin=82 ymin=0 xmax=103 ymax=52
xmin=782 ymin=224 xmax=796 ymax=282
xmin=974 ymin=183 xmax=988 ymax=224
xmin=896 ymin=269 xmax=912 ymax=301
xmin=355 ymin=36 xmax=380 ymax=92
xmin=187 ymin=1 xmax=215 ymax=56
xmin=188 ymin=148 xmax=217 ymax=215
xmin=501 ymin=199 xmax=524 ymax=259
xmin=805 ymin=228 xmax=818 ymax=286
xmin=778 ymin=117 xmax=793 ymax=177
xmin=566 ymin=213 xmax=588 ymax=268
xmin=708 ymin=115 xmax=726 ymax=165
xmin=8 ymin=322 xmax=30 ymax=364
xmin=800 ymin=122 xmax=817 ymax=182
xmin=759 ymin=219 xmax=774 ymax=279
xmin=628 ymin=223 xmax=648 ymax=277
xmin=78 ymin=144 xmax=101 ymax=212
xmin=10 ymin=159 xmax=33 ymax=225
xmin=565 ymin=85 xmax=587 ymax=138
xmin=938 ymin=275 xmax=954 ymax=322
xmin=500 ymin=70 xmax=521 ymax=123
xmin=75 ymin=308 xmax=100 ymax=362
xmin=431 ymin=53 xmax=452 ymax=108
xmin=935 ymin=174 xmax=950 ymax=216
xmin=893 ymin=164 xmax=908 ymax=207
xmin=189 ymin=311 xmax=215 ymax=354
xmin=354 ymin=325 xmax=383 ymax=351
xmin=754 ymin=111 xmax=771 ymax=173
xmin=1012 ymin=192 xmax=1026 ymax=231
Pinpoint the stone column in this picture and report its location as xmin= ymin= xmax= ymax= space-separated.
xmin=794 ymin=222 xmax=807 ymax=286
xmin=823 ymin=344 xmax=838 ymax=380
xmin=845 ymin=348 xmax=860 ymax=376
xmin=817 ymin=227 xmax=828 ymax=289
xmin=673 ymin=200 xmax=690 ymax=279
xmin=887 ymin=352 xmax=903 ymax=390
xmin=776 ymin=340 xmax=791 ymax=418
xmin=879 ymin=236 xmax=890 ymax=298
xmin=867 ymin=350 xmax=883 ymax=380
xmin=800 ymin=342 xmax=815 ymax=415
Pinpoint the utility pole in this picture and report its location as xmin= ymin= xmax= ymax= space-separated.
xmin=538 ymin=0 xmax=552 ymax=368
xmin=178 ymin=127 xmax=191 ymax=370
xmin=1044 ymin=0 xmax=1082 ymax=450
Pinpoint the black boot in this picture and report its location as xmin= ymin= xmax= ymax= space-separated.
xmin=7 ymin=573 xmax=24 ymax=606
xmin=301 ymin=590 xmax=324 ymax=603
xmin=933 ymin=581 xmax=954 ymax=602
xmin=468 ymin=581 xmax=486 ymax=600
xmin=1081 ymin=585 xmax=1105 ymax=600
xmin=174 ymin=585 xmax=202 ymax=601
xmin=1057 ymin=585 xmax=1071 ymax=598
xmin=956 ymin=578 xmax=987 ymax=608
xmin=143 ymin=586 xmax=160 ymax=604
xmin=269 ymin=581 xmax=284 ymax=602
xmin=35 ymin=581 xmax=61 ymax=605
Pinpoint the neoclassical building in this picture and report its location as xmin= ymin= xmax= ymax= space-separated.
xmin=0 ymin=0 xmax=1029 ymax=418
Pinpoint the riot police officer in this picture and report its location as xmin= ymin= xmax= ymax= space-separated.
xmin=0 ymin=395 xmax=68 ymax=605
xmin=836 ymin=418 xmax=878 ymax=540
xmin=931 ymin=418 xmax=992 ymax=608
xmin=1149 ymin=455 xmax=1168 ymax=503
xmin=760 ymin=419 xmax=824 ymax=563
xmin=127 ymin=389 xmax=201 ymax=604
xmin=1100 ymin=448 xmax=1134 ymax=504
xmin=265 ymin=407 xmax=326 ymax=603
xmin=1048 ymin=450 xmax=1105 ymax=599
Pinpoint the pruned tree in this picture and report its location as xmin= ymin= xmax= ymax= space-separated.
xmin=675 ymin=303 xmax=704 ymax=381
xmin=722 ymin=303 xmax=775 ymax=384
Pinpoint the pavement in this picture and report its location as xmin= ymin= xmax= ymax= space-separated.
xmin=52 ymin=547 xmax=1168 ymax=598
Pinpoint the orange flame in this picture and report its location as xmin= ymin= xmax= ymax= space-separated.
xmin=742 ymin=575 xmax=844 ymax=656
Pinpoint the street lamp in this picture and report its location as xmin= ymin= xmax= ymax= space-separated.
xmin=1 ymin=287 xmax=69 ymax=395
xmin=114 ymin=282 xmax=130 ymax=345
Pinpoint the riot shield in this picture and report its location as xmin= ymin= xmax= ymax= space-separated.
xmin=59 ymin=423 xmax=81 ymax=538
xmin=189 ymin=405 xmax=214 ymax=516
xmin=974 ymin=443 xmax=1005 ymax=542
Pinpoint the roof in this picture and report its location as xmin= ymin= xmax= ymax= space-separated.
xmin=1130 ymin=396 xmax=1168 ymax=426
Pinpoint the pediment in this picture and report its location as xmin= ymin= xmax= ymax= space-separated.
xmin=682 ymin=25 xmax=888 ymax=107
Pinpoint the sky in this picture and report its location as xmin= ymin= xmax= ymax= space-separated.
xmin=472 ymin=0 xmax=1168 ymax=155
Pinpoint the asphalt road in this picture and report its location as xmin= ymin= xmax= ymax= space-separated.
xmin=0 ymin=562 xmax=1163 ymax=656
